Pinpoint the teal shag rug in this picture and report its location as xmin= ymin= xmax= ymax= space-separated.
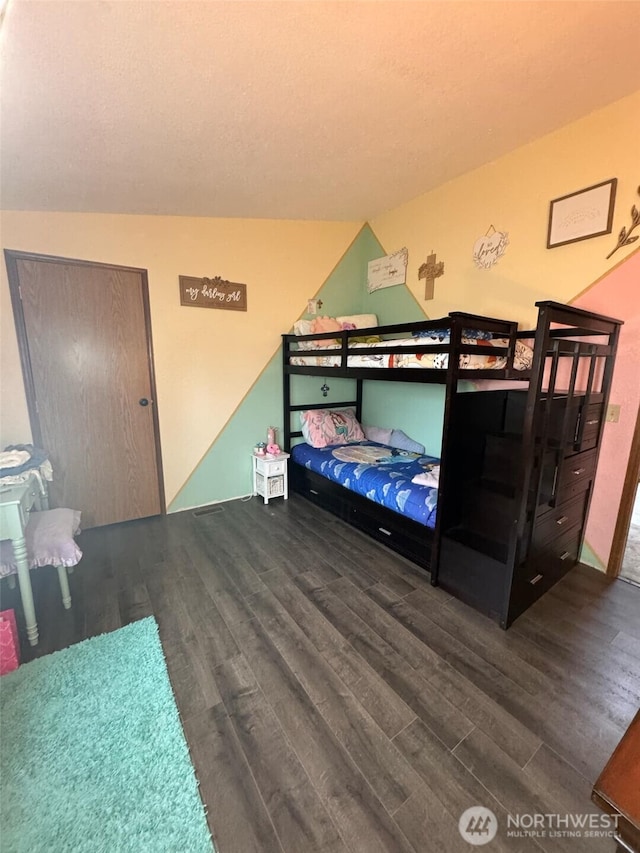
xmin=0 ymin=617 xmax=214 ymax=853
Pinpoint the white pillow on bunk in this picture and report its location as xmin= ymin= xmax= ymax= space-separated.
xmin=293 ymin=319 xmax=314 ymax=335
xmin=293 ymin=319 xmax=321 ymax=350
xmin=336 ymin=314 xmax=378 ymax=330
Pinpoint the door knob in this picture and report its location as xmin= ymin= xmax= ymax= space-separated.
xmin=139 ymin=398 xmax=150 ymax=407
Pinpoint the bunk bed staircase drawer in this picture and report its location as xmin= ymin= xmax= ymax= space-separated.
xmin=534 ymin=396 xmax=603 ymax=455
xmin=533 ymin=491 xmax=589 ymax=546
xmin=536 ymin=447 xmax=597 ymax=509
xmin=575 ymin=403 xmax=604 ymax=453
xmin=524 ymin=523 xmax=581 ymax=583
xmin=555 ymin=448 xmax=597 ymax=503
xmin=509 ymin=524 xmax=582 ymax=622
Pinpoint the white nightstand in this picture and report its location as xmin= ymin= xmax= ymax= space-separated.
xmin=252 ymin=452 xmax=290 ymax=504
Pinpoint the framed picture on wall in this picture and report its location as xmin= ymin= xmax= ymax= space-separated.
xmin=547 ymin=178 xmax=617 ymax=249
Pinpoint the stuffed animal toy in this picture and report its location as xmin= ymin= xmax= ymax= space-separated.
xmin=266 ymin=443 xmax=281 ymax=456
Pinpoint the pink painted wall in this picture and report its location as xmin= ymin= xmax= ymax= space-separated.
xmin=571 ymin=249 xmax=640 ymax=569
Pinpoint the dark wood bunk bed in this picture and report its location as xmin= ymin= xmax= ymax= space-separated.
xmin=282 ymin=301 xmax=622 ymax=628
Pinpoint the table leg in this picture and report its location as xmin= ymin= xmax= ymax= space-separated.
xmin=57 ymin=565 xmax=72 ymax=609
xmin=13 ymin=535 xmax=38 ymax=646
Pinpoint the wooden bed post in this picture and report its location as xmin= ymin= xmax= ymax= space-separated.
xmin=282 ymin=334 xmax=291 ymax=452
xmin=429 ymin=313 xmax=463 ymax=585
xmin=356 ymin=379 xmax=363 ymax=425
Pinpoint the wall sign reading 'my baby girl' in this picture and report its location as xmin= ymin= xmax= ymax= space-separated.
xmin=179 ymin=275 xmax=247 ymax=311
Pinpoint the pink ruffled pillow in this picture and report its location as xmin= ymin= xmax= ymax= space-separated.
xmin=310 ymin=316 xmax=342 ymax=347
xmin=301 ymin=409 xmax=365 ymax=448
xmin=0 ymin=508 xmax=82 ymax=578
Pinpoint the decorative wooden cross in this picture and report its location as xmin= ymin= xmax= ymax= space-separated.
xmin=418 ymin=252 xmax=445 ymax=301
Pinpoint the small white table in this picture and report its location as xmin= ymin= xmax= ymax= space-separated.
xmin=0 ymin=473 xmax=45 ymax=646
xmin=252 ymin=452 xmax=290 ymax=505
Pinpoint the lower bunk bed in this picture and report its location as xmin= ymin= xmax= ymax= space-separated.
xmin=282 ymin=300 xmax=623 ymax=628
xmin=290 ymin=440 xmax=438 ymax=571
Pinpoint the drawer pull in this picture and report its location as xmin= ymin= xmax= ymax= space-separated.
xmin=378 ymin=527 xmax=392 ymax=536
xmin=530 ymin=574 xmax=543 ymax=585
xmin=310 ymin=489 xmax=319 ymax=495
xmin=572 ymin=467 xmax=586 ymax=476
xmin=556 ymin=515 xmax=569 ymax=526
xmin=585 ymin=419 xmax=599 ymax=426
xmin=559 ymin=551 xmax=571 ymax=561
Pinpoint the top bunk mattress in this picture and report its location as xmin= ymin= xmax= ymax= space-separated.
xmin=289 ymin=334 xmax=533 ymax=371
xmin=291 ymin=440 xmax=439 ymax=528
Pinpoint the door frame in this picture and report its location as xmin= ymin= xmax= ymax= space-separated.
xmin=4 ymin=249 xmax=166 ymax=515
xmin=607 ymin=400 xmax=640 ymax=577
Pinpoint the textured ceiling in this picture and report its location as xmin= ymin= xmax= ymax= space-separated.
xmin=1 ymin=1 xmax=639 ymax=221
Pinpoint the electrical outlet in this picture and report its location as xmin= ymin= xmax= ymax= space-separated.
xmin=606 ymin=404 xmax=620 ymax=423
xmin=307 ymin=299 xmax=317 ymax=315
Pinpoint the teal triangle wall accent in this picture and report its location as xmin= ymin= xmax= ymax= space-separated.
xmin=580 ymin=539 xmax=606 ymax=571
xmin=169 ymin=225 xmax=383 ymax=511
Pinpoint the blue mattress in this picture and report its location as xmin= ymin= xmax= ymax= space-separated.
xmin=291 ymin=441 xmax=439 ymax=528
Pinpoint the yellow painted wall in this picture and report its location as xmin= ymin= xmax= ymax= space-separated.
xmin=370 ymin=91 xmax=640 ymax=328
xmin=0 ymin=213 xmax=361 ymax=502
xmin=370 ymin=90 xmax=640 ymax=571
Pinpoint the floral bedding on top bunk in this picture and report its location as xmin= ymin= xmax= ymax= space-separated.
xmin=289 ymin=315 xmax=533 ymax=371
xmin=291 ymin=441 xmax=439 ymax=528
xmin=290 ymin=334 xmax=533 ymax=371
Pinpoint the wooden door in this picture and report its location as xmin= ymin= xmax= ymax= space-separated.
xmin=5 ymin=251 xmax=164 ymax=528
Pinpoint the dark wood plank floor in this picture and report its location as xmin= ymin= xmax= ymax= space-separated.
xmin=4 ymin=495 xmax=640 ymax=852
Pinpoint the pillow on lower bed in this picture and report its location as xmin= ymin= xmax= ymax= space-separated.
xmin=389 ymin=429 xmax=425 ymax=455
xmin=363 ymin=425 xmax=393 ymax=445
xmin=301 ymin=409 xmax=365 ymax=448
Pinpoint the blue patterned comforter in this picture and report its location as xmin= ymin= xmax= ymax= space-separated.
xmin=291 ymin=441 xmax=439 ymax=528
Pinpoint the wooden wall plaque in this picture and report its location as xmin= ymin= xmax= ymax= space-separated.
xmin=179 ymin=276 xmax=247 ymax=311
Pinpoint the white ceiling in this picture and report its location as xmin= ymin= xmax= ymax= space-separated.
xmin=1 ymin=0 xmax=639 ymax=221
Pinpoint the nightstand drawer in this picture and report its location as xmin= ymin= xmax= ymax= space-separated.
xmin=254 ymin=456 xmax=286 ymax=475
xmin=266 ymin=460 xmax=286 ymax=475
